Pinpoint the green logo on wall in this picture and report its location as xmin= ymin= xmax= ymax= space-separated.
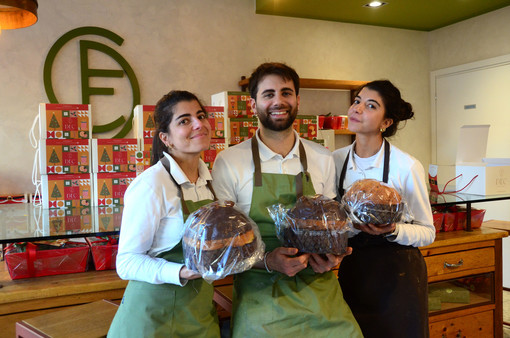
xmin=43 ymin=26 xmax=140 ymax=138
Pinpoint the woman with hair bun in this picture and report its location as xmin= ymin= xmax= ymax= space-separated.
xmin=108 ymin=90 xmax=220 ymax=337
xmin=333 ymin=80 xmax=435 ymax=338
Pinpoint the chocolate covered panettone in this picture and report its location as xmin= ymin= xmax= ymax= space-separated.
xmin=342 ymin=178 xmax=403 ymax=226
xmin=278 ymin=194 xmax=348 ymax=255
xmin=182 ymin=200 xmax=264 ymax=281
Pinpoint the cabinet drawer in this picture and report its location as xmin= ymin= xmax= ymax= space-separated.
xmin=425 ymin=247 xmax=494 ymax=278
xmin=429 ymin=310 xmax=493 ymax=337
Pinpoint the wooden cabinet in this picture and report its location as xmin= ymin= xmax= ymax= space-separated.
xmin=420 ymin=227 xmax=507 ymax=337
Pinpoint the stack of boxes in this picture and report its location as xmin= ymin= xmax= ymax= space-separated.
xmin=38 ymin=104 xmax=93 ymax=227
xmin=211 ymin=91 xmax=258 ymax=146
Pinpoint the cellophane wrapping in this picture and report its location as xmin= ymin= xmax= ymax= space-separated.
xmin=4 ymin=239 xmax=89 ymax=279
xmin=267 ymin=194 xmax=350 ymax=255
xmin=182 ymin=200 xmax=265 ymax=283
xmin=341 ymin=178 xmax=410 ymax=227
xmin=85 ymin=235 xmax=118 ymax=270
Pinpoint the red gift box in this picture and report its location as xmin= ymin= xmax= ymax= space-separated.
xmin=86 ymin=236 xmax=118 ymax=270
xmin=4 ymin=241 xmax=89 ymax=280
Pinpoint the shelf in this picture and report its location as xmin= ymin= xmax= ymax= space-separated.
xmin=238 ymin=77 xmax=368 ymax=92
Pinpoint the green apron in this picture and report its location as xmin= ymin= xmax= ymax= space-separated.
xmin=231 ymin=138 xmax=362 ymax=337
xmin=108 ymin=157 xmax=220 ymax=338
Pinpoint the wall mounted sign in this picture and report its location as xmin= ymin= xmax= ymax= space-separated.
xmin=43 ymin=26 xmax=140 ymax=138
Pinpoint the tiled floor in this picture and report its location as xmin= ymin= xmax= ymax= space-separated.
xmin=504 ymin=289 xmax=510 ymax=337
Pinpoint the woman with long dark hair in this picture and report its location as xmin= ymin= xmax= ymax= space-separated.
xmin=108 ymin=90 xmax=220 ymax=337
xmin=334 ymin=80 xmax=435 ymax=338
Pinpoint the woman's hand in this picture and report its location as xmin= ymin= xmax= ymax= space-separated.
xmin=308 ymin=247 xmax=353 ymax=274
xmin=358 ymin=223 xmax=395 ymax=236
xmin=179 ymin=266 xmax=202 ymax=281
xmin=265 ymin=247 xmax=310 ymax=277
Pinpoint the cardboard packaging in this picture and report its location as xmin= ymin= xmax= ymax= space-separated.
xmin=39 ymin=139 xmax=91 ymax=175
xmin=205 ymin=106 xmax=226 ymax=138
xmin=91 ymin=138 xmax=139 ymax=173
xmin=133 ymin=104 xmax=156 ymax=139
xmin=201 ymin=138 xmax=227 ymax=170
xmin=93 ymin=172 xmax=136 ymax=207
xmin=41 ymin=174 xmax=93 ymax=209
xmin=293 ymin=115 xmax=319 ymax=139
xmin=39 ymin=103 xmax=91 ymax=139
xmin=455 ymin=125 xmax=510 ymax=195
xmin=211 ymin=91 xmax=254 ymax=118
xmin=229 ymin=117 xmax=258 ymax=145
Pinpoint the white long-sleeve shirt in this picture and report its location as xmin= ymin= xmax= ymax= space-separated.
xmin=116 ymin=152 xmax=214 ymax=285
xmin=333 ymin=142 xmax=435 ymax=247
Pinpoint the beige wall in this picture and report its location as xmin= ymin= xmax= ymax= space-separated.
xmin=429 ymin=6 xmax=510 ymax=71
xmin=3 ymin=0 xmax=506 ymax=195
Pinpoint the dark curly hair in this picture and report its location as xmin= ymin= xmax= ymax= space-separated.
xmin=355 ymin=80 xmax=414 ymax=137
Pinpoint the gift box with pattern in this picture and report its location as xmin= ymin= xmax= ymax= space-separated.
xmin=133 ymin=104 xmax=156 ymax=139
xmin=39 ymin=103 xmax=91 ymax=139
xmin=293 ymin=115 xmax=319 ymax=140
xmin=41 ymin=174 xmax=93 ymax=209
xmin=229 ymin=117 xmax=258 ymax=145
xmin=211 ymin=91 xmax=254 ymax=118
xmin=136 ymin=138 xmax=153 ymax=173
xmin=42 ymin=207 xmax=93 ymax=235
xmin=205 ymin=106 xmax=226 ymax=138
xmin=201 ymin=138 xmax=227 ymax=170
xmin=92 ymin=138 xmax=139 ymax=173
xmin=39 ymin=139 xmax=91 ymax=175
xmin=95 ymin=206 xmax=123 ymax=232
xmin=93 ymin=172 xmax=136 ymax=207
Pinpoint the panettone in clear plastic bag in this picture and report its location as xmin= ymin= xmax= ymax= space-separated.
xmin=342 ymin=178 xmax=406 ymax=227
xmin=267 ymin=194 xmax=350 ymax=255
xmin=182 ymin=200 xmax=264 ymax=282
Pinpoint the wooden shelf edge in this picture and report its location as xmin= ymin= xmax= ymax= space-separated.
xmin=238 ymin=77 xmax=368 ymax=91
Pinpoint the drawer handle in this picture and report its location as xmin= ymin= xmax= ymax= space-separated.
xmin=444 ymin=259 xmax=463 ymax=269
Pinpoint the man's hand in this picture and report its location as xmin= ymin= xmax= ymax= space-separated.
xmin=265 ymin=247 xmax=310 ymax=277
xmin=308 ymin=247 xmax=353 ymax=274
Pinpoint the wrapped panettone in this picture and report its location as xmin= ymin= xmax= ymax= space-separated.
xmin=342 ymin=179 xmax=404 ymax=227
xmin=268 ymin=194 xmax=349 ymax=255
xmin=182 ymin=200 xmax=264 ymax=282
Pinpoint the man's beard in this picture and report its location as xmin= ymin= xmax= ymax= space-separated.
xmin=256 ymin=106 xmax=298 ymax=131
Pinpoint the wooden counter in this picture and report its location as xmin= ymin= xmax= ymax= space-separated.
xmin=0 ymin=263 xmax=127 ymax=337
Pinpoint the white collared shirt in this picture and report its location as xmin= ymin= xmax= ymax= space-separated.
xmin=212 ymin=130 xmax=336 ymax=215
xmin=333 ymin=141 xmax=435 ymax=247
xmin=116 ymin=152 xmax=214 ymax=285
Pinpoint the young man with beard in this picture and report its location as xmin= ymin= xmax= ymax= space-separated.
xmin=212 ymin=62 xmax=362 ymax=337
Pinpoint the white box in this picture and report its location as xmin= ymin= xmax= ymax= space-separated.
xmin=133 ymin=105 xmax=156 ymax=139
xmin=455 ymin=125 xmax=510 ymax=195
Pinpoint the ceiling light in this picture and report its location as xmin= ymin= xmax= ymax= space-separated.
xmin=0 ymin=0 xmax=38 ymax=34
xmin=363 ymin=1 xmax=388 ymax=8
